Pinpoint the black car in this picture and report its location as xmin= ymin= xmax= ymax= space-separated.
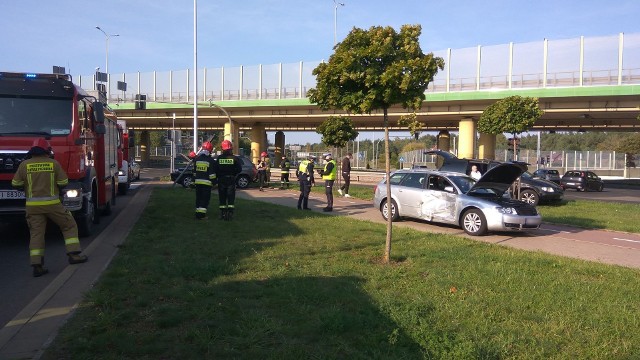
xmin=424 ymin=150 xmax=564 ymax=206
xmin=532 ymin=168 xmax=561 ymax=184
xmin=560 ymin=170 xmax=604 ymax=192
xmin=170 ymin=155 xmax=258 ymax=189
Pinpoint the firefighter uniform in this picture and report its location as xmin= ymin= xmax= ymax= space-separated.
xmin=296 ymin=156 xmax=315 ymax=210
xmin=194 ymin=149 xmax=216 ymax=219
xmin=320 ymin=155 xmax=337 ymax=212
xmin=214 ymin=150 xmax=242 ymax=221
xmin=11 ymin=141 xmax=87 ymax=277
xmin=280 ymin=156 xmax=291 ymax=189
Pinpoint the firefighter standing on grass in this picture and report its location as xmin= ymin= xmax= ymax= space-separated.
xmin=11 ymin=138 xmax=88 ymax=277
xmin=214 ymin=140 xmax=242 ymax=221
xmin=279 ymin=155 xmax=291 ymax=189
xmin=194 ymin=141 xmax=216 ymax=220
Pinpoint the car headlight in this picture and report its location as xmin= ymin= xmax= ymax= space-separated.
xmin=117 ymin=170 xmax=125 ymax=176
xmin=65 ymin=189 xmax=80 ymax=198
xmin=497 ymin=207 xmax=517 ymax=215
xmin=541 ymin=187 xmax=554 ymax=192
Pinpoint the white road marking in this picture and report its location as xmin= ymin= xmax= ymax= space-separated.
xmin=613 ymin=237 xmax=640 ymax=244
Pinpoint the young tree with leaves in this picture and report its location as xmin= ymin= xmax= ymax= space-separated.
xmin=308 ymin=24 xmax=443 ymax=263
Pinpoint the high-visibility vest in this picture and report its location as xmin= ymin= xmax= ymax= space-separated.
xmin=298 ymin=160 xmax=310 ymax=175
xmin=322 ymin=160 xmax=337 ymax=181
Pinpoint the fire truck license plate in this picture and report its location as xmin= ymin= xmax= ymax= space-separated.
xmin=0 ymin=190 xmax=26 ymax=199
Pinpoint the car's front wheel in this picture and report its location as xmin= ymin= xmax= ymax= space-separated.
xmin=519 ymin=189 xmax=539 ymax=206
xmin=461 ymin=209 xmax=487 ymax=236
xmin=380 ymin=199 xmax=399 ymax=222
xmin=236 ymin=175 xmax=251 ymax=189
xmin=182 ymin=176 xmax=194 ymax=188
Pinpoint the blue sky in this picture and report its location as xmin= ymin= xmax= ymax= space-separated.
xmin=2 ymin=0 xmax=638 ymax=144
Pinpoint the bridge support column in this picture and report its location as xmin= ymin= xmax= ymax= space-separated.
xmin=140 ymin=130 xmax=151 ymax=166
xmin=458 ymin=117 xmax=476 ymax=159
xmin=250 ymin=124 xmax=267 ymax=165
xmin=223 ymin=122 xmax=239 ymax=147
xmin=274 ymin=131 xmax=285 ymax=166
xmin=478 ymin=133 xmax=496 ymax=160
xmin=436 ymin=131 xmax=450 ymax=168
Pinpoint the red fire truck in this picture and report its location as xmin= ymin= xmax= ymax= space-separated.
xmin=0 ymin=72 xmax=121 ymax=237
xmin=116 ymin=120 xmax=135 ymax=195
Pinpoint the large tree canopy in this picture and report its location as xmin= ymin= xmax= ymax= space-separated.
xmin=308 ymin=24 xmax=444 ymax=114
xmin=308 ymin=24 xmax=443 ymax=263
xmin=478 ymin=96 xmax=543 ymax=135
xmin=316 ymin=116 xmax=359 ymax=148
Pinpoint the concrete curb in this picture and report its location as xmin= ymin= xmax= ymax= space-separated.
xmin=0 ymin=185 xmax=153 ymax=360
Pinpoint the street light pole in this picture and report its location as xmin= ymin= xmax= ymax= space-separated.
xmin=209 ymin=101 xmax=234 ymax=145
xmin=95 ymin=26 xmax=119 ymax=101
xmin=333 ymin=0 xmax=345 ymax=46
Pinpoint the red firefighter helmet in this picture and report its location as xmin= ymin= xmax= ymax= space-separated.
xmin=202 ymin=141 xmax=213 ymax=152
xmin=188 ymin=151 xmax=197 ymax=159
xmin=260 ymin=151 xmax=268 ymax=157
xmin=221 ymin=140 xmax=233 ymax=151
xmin=32 ymin=138 xmax=51 ymax=151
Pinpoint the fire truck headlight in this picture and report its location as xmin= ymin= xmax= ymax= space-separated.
xmin=65 ymin=189 xmax=79 ymax=198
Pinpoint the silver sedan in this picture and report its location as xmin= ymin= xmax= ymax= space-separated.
xmin=373 ymin=163 xmax=542 ymax=236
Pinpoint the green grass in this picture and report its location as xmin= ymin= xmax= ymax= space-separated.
xmin=43 ymin=188 xmax=640 ymax=359
xmin=537 ymin=199 xmax=640 ymax=233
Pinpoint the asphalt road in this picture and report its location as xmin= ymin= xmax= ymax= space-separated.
xmin=0 ymin=181 xmax=144 ymax=330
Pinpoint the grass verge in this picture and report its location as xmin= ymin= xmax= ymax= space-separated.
xmin=43 ymin=187 xmax=640 ymax=359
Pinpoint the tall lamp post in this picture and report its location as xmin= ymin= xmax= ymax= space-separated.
xmin=333 ymin=0 xmax=345 ymax=46
xmin=95 ymin=26 xmax=119 ymax=101
xmin=209 ymin=101 xmax=234 ymax=145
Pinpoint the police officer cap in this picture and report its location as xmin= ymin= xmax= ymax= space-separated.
xmin=308 ymin=155 xmax=317 ymax=160
xmin=324 ymin=154 xmax=333 ymax=160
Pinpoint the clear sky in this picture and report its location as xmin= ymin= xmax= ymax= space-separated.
xmin=2 ymin=0 xmax=638 ymax=144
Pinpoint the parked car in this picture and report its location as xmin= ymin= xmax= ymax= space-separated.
xmin=532 ymin=168 xmax=561 ymax=184
xmin=560 ymin=170 xmax=604 ymax=192
xmin=131 ymin=161 xmax=141 ymax=180
xmin=170 ymin=155 xmax=258 ymax=189
xmin=424 ymin=150 xmax=564 ymax=206
xmin=373 ymin=163 xmax=542 ymax=236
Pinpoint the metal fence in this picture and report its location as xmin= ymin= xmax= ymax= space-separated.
xmin=75 ymin=33 xmax=640 ymax=104
xmin=400 ymin=149 xmax=637 ymax=171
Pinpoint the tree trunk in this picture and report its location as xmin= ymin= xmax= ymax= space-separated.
xmin=383 ymin=108 xmax=393 ymax=263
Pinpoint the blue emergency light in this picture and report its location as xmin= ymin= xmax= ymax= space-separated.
xmin=25 ymin=74 xmax=37 ymax=78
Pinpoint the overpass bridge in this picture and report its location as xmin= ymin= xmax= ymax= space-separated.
xmin=76 ymin=33 xmax=640 ymax=162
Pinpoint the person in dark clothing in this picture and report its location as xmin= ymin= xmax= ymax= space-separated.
xmin=257 ymin=151 xmax=270 ymax=191
xmin=279 ymin=156 xmax=291 ymax=189
xmin=214 ymin=140 xmax=243 ymax=221
xmin=194 ymin=141 xmax=217 ymax=220
xmin=296 ymin=155 xmax=316 ymax=210
xmin=338 ymin=153 xmax=353 ymax=198
xmin=318 ymin=154 xmax=337 ymax=212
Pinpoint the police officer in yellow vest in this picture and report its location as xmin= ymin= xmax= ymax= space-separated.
xmin=318 ymin=154 xmax=337 ymax=212
xmin=296 ymin=155 xmax=316 ymax=210
xmin=11 ymin=138 xmax=88 ymax=277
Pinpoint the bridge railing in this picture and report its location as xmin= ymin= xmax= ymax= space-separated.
xmin=74 ymin=33 xmax=640 ymax=104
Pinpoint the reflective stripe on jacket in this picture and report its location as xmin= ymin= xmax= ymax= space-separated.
xmin=12 ymin=155 xmax=66 ymax=206
xmin=322 ymin=160 xmax=337 ymax=181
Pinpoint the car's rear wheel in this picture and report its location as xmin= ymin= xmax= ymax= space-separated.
xmin=236 ymin=175 xmax=251 ymax=189
xmin=461 ymin=209 xmax=487 ymax=236
xmin=597 ymin=183 xmax=604 ymax=192
xmin=519 ymin=189 xmax=539 ymax=206
xmin=380 ymin=199 xmax=399 ymax=222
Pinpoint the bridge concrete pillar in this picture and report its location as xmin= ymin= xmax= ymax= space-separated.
xmin=139 ymin=130 xmax=151 ymax=166
xmin=223 ymin=122 xmax=239 ymax=147
xmin=250 ymin=124 xmax=267 ymax=165
xmin=274 ymin=131 xmax=285 ymax=166
xmin=458 ymin=117 xmax=476 ymax=159
xmin=436 ymin=131 xmax=450 ymax=168
xmin=478 ymin=133 xmax=496 ymax=160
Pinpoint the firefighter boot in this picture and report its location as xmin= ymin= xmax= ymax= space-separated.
xmin=226 ymin=209 xmax=234 ymax=221
xmin=32 ymin=259 xmax=49 ymax=277
xmin=220 ymin=209 xmax=226 ymax=220
xmin=68 ymin=252 xmax=88 ymax=264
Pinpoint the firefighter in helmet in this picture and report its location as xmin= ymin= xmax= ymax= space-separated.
xmin=279 ymin=155 xmax=291 ymax=189
xmin=193 ymin=141 xmax=216 ymax=220
xmin=296 ymin=155 xmax=316 ymax=210
xmin=213 ymin=140 xmax=242 ymax=221
xmin=11 ymin=138 xmax=88 ymax=277
xmin=256 ymin=151 xmax=270 ymax=191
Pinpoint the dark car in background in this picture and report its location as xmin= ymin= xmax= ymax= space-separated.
xmin=532 ymin=168 xmax=561 ymax=184
xmin=560 ymin=170 xmax=604 ymax=192
xmin=170 ymin=155 xmax=258 ymax=189
xmin=424 ymin=150 xmax=564 ymax=206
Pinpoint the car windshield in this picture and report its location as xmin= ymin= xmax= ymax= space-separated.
xmin=547 ymin=170 xmax=559 ymax=175
xmin=449 ymin=175 xmax=476 ymax=193
xmin=521 ymin=172 xmax=533 ymax=179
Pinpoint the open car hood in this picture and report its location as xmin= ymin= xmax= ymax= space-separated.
xmin=467 ymin=162 xmax=527 ymax=195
